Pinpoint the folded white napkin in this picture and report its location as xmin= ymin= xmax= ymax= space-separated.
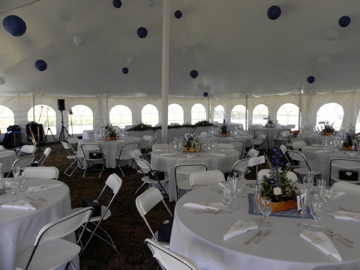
xmin=160 ymin=152 xmax=176 ymax=156
xmin=1 ymin=200 xmax=36 ymax=210
xmin=210 ymin=153 xmax=226 ymax=157
xmin=300 ymin=230 xmax=342 ymax=261
xmin=223 ymin=220 xmax=258 ymax=240
xmin=187 ymin=154 xmax=196 ymax=159
xmin=184 ymin=202 xmax=225 ymax=211
xmin=24 ymin=183 xmax=63 ymax=193
xmin=328 ymin=211 xmax=360 ymax=222
xmin=218 ymin=181 xmax=231 ymax=193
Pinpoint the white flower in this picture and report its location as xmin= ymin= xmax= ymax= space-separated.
xmin=273 ymin=187 xmax=282 ymax=196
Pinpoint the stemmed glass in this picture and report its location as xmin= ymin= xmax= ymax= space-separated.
xmin=195 ymin=141 xmax=201 ymax=156
xmin=323 ymin=186 xmax=335 ymax=212
xmin=308 ymin=194 xmax=325 ymax=231
xmin=221 ymin=189 xmax=233 ymax=212
xmin=316 ymin=179 xmax=327 ymax=199
xmin=304 ymin=171 xmax=314 ymax=192
xmin=297 ymin=188 xmax=309 ymax=227
xmin=259 ymin=196 xmax=272 ymax=227
xmin=253 ymin=183 xmax=263 ymax=224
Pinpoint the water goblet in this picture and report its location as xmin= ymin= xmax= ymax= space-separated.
xmin=253 ymin=183 xmax=263 ymax=223
xmin=195 ymin=141 xmax=201 ymax=156
xmin=308 ymin=195 xmax=325 ymax=231
xmin=323 ymin=186 xmax=335 ymax=212
xmin=259 ymin=196 xmax=272 ymax=227
xmin=237 ymin=177 xmax=246 ymax=197
xmin=221 ymin=189 xmax=233 ymax=212
xmin=316 ymin=179 xmax=327 ymax=199
xmin=305 ymin=171 xmax=314 ymax=192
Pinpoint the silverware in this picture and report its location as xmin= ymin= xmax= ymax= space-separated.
xmin=244 ymin=230 xmax=262 ymax=245
xmin=190 ymin=209 xmax=219 ymax=214
xmin=339 ymin=207 xmax=360 ymax=214
xmin=25 ymin=196 xmax=46 ymax=202
xmin=326 ymin=227 xmax=353 ymax=245
xmin=255 ymin=229 xmax=271 ymax=244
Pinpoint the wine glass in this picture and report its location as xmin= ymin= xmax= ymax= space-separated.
xmin=195 ymin=141 xmax=201 ymax=156
xmin=253 ymin=183 xmax=263 ymax=223
xmin=259 ymin=196 xmax=272 ymax=227
xmin=323 ymin=186 xmax=335 ymax=212
xmin=221 ymin=189 xmax=233 ymax=212
xmin=316 ymin=179 xmax=327 ymax=199
xmin=309 ymin=195 xmax=325 ymax=231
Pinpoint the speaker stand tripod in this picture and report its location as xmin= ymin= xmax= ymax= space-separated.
xmin=58 ymin=110 xmax=71 ymax=142
xmin=45 ymin=108 xmax=56 ymax=142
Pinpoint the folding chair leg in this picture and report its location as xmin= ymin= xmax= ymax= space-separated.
xmin=82 ymin=225 xmax=119 ymax=254
xmin=135 ymin=182 xmax=148 ymax=195
xmin=64 ymin=160 xmax=78 ymax=177
xmin=117 ymin=164 xmax=125 ymax=177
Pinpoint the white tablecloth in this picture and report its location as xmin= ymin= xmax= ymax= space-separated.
xmin=0 ymin=150 xmax=16 ymax=174
xmin=0 ymin=178 xmax=72 ymax=269
xmin=77 ymin=137 xmax=141 ymax=168
xmin=211 ymin=135 xmax=253 ymax=148
xmin=151 ymin=150 xmax=239 ymax=202
xmin=301 ymin=146 xmax=360 ymax=182
xmin=297 ymin=133 xmax=327 ymax=145
xmin=170 ymin=184 xmax=360 ymax=270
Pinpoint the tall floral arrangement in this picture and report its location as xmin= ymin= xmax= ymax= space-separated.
xmin=220 ymin=119 xmax=229 ymax=136
xmin=183 ymin=130 xmax=198 ymax=148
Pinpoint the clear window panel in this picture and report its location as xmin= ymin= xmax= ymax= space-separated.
xmin=168 ymin=103 xmax=184 ymax=125
xmin=316 ymin=103 xmax=344 ymax=130
xmin=0 ymin=106 xmax=15 ymax=134
xmin=141 ymin=104 xmax=159 ymax=126
xmin=28 ymin=105 xmax=57 ymax=135
xmin=191 ymin=104 xmax=206 ymax=124
xmin=109 ymin=105 xmax=132 ymax=128
xmin=70 ymin=105 xmax=93 ymax=134
xmin=253 ymin=104 xmax=269 ymax=125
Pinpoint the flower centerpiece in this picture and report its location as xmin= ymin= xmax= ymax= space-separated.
xmin=321 ymin=121 xmax=335 ymax=136
xmin=105 ymin=124 xmax=118 ymax=140
xmin=183 ymin=131 xmax=201 ymax=152
xmin=220 ymin=119 xmax=229 ymax=137
xmin=343 ymin=124 xmax=360 ymax=150
xmin=265 ymin=116 xmax=275 ymax=128
xmin=260 ymin=149 xmax=298 ymax=212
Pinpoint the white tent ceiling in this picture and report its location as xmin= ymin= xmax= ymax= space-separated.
xmin=0 ymin=0 xmax=359 ymax=98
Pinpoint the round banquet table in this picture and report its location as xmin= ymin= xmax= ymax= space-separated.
xmin=151 ymin=149 xmax=239 ymax=202
xmin=301 ymin=145 xmax=360 ymax=182
xmin=0 ymin=178 xmax=72 ymax=269
xmin=77 ymin=137 xmax=141 ymax=168
xmin=297 ymin=133 xmax=328 ymax=145
xmin=0 ymin=149 xmax=16 ymax=174
xmin=211 ymin=135 xmax=253 ymax=149
xmin=170 ymin=183 xmax=360 ymax=270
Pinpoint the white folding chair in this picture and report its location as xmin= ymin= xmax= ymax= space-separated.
xmin=231 ymin=158 xmax=250 ymax=176
xmin=279 ymin=145 xmax=293 ymax=168
xmin=227 ymin=139 xmax=245 ymax=159
xmin=332 ymin=181 xmax=360 ymax=196
xmin=22 ymin=166 xmax=60 ymax=180
xmin=145 ymin=238 xmax=202 ymax=270
xmin=273 ymin=129 xmax=292 ymax=148
xmin=61 ymin=141 xmax=83 ymax=177
xmin=80 ymin=144 xmax=106 ymax=178
xmin=79 ymin=173 xmax=123 ymax=253
xmin=116 ymin=142 xmax=140 ymax=176
xmin=189 ymin=170 xmax=225 ymax=188
xmin=133 ymin=157 xmax=169 ymax=196
xmin=291 ymin=140 xmax=307 ymax=151
xmin=329 ymin=158 xmax=360 ymax=185
xmin=257 ymin=169 xmax=271 ymax=182
xmin=136 ymin=187 xmax=173 ymax=246
xmin=246 ymin=148 xmax=259 ymax=158
xmin=35 ymin=147 xmax=51 ymax=166
xmin=286 ymin=171 xmax=298 ymax=183
xmin=15 ymin=207 xmax=94 ymax=270
xmin=17 ymin=145 xmax=36 ymax=157
xmin=287 ymin=150 xmax=321 ymax=181
xmin=141 ymin=136 xmax=156 ymax=161
xmin=10 ymin=155 xmax=36 ymax=173
xmin=252 ymin=130 xmax=269 ymax=150
xmin=174 ymin=164 xmax=207 ymax=201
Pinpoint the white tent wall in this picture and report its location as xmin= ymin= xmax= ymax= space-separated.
xmin=1 ymin=91 xmax=360 ymax=144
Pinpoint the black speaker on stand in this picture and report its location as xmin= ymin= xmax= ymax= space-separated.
xmin=57 ymin=99 xmax=71 ymax=142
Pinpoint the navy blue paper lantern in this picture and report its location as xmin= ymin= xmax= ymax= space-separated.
xmin=113 ymin=0 xmax=122 ymax=8
xmin=122 ymin=67 xmax=129 ymax=74
xmin=35 ymin=60 xmax=47 ymax=71
xmin=267 ymin=5 xmax=281 ymax=20
xmin=137 ymin=27 xmax=148 ymax=38
xmin=339 ymin=16 xmax=351 ymax=27
xmin=174 ymin=10 xmax=182 ymax=19
xmin=190 ymin=70 xmax=198 ymax=79
xmin=307 ymin=76 xmax=315 ymax=84
xmin=203 ymin=92 xmax=208 ymax=97
xmin=3 ymin=15 xmax=27 ymax=36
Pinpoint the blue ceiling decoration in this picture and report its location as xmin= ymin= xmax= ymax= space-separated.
xmin=203 ymin=92 xmax=208 ymax=97
xmin=339 ymin=16 xmax=351 ymax=27
xmin=113 ymin=0 xmax=122 ymax=8
xmin=137 ymin=27 xmax=148 ymax=38
xmin=3 ymin=15 xmax=27 ymax=36
xmin=267 ymin=6 xmax=281 ymax=20
xmin=174 ymin=10 xmax=182 ymax=19
xmin=190 ymin=70 xmax=198 ymax=78
xmin=35 ymin=60 xmax=47 ymax=71
xmin=307 ymin=76 xmax=315 ymax=84
xmin=122 ymin=67 xmax=129 ymax=74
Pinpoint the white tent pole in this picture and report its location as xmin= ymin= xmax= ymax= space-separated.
xmin=31 ymin=92 xmax=35 ymax=122
xmin=161 ymin=0 xmax=170 ymax=143
xmin=298 ymin=90 xmax=302 ymax=130
xmin=245 ymin=93 xmax=248 ymax=130
xmin=105 ymin=93 xmax=109 ymax=125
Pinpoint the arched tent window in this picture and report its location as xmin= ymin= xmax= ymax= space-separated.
xmin=230 ymin=105 xmax=248 ymax=126
xmin=191 ymin=103 xmax=206 ymax=124
xmin=0 ymin=105 xmax=14 ymax=134
xmin=316 ymin=103 xmax=344 ymax=130
xmin=109 ymin=105 xmax=132 ymax=128
xmin=70 ymin=105 xmax=93 ymax=134
xmin=28 ymin=105 xmax=57 ymax=135
xmin=356 ymin=110 xmax=360 ymax=133
xmin=141 ymin=104 xmax=159 ymax=126
xmin=253 ymin=104 xmax=268 ymax=125
xmin=214 ymin=105 xmax=225 ymax=123
xmin=168 ymin=103 xmax=184 ymax=125
xmin=277 ymin=103 xmax=299 ymax=129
